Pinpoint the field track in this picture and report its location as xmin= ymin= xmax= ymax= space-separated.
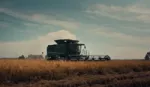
xmin=0 ymin=59 xmax=150 ymax=87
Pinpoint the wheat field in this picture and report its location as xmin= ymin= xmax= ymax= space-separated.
xmin=0 ymin=59 xmax=150 ymax=87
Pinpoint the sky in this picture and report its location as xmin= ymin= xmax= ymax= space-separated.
xmin=0 ymin=0 xmax=150 ymax=59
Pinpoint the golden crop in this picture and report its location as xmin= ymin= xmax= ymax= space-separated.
xmin=0 ymin=59 xmax=150 ymax=87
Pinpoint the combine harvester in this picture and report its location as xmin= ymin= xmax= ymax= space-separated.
xmin=46 ymin=39 xmax=111 ymax=61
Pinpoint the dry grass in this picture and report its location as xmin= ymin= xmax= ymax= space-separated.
xmin=0 ymin=59 xmax=150 ymax=87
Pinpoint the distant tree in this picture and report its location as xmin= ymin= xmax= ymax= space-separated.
xmin=145 ymin=52 xmax=150 ymax=60
xmin=145 ymin=54 xmax=149 ymax=60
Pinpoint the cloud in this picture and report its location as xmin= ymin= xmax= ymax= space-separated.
xmin=103 ymin=45 xmax=147 ymax=59
xmin=0 ymin=23 xmax=8 ymax=28
xmin=91 ymin=27 xmax=150 ymax=46
xmin=0 ymin=30 xmax=76 ymax=58
xmin=31 ymin=14 xmax=80 ymax=29
xmin=0 ymin=8 xmax=80 ymax=30
xmin=115 ymin=46 xmax=146 ymax=59
xmin=86 ymin=40 xmax=147 ymax=59
xmin=86 ymin=2 xmax=150 ymax=23
xmin=84 ymin=25 xmax=149 ymax=59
